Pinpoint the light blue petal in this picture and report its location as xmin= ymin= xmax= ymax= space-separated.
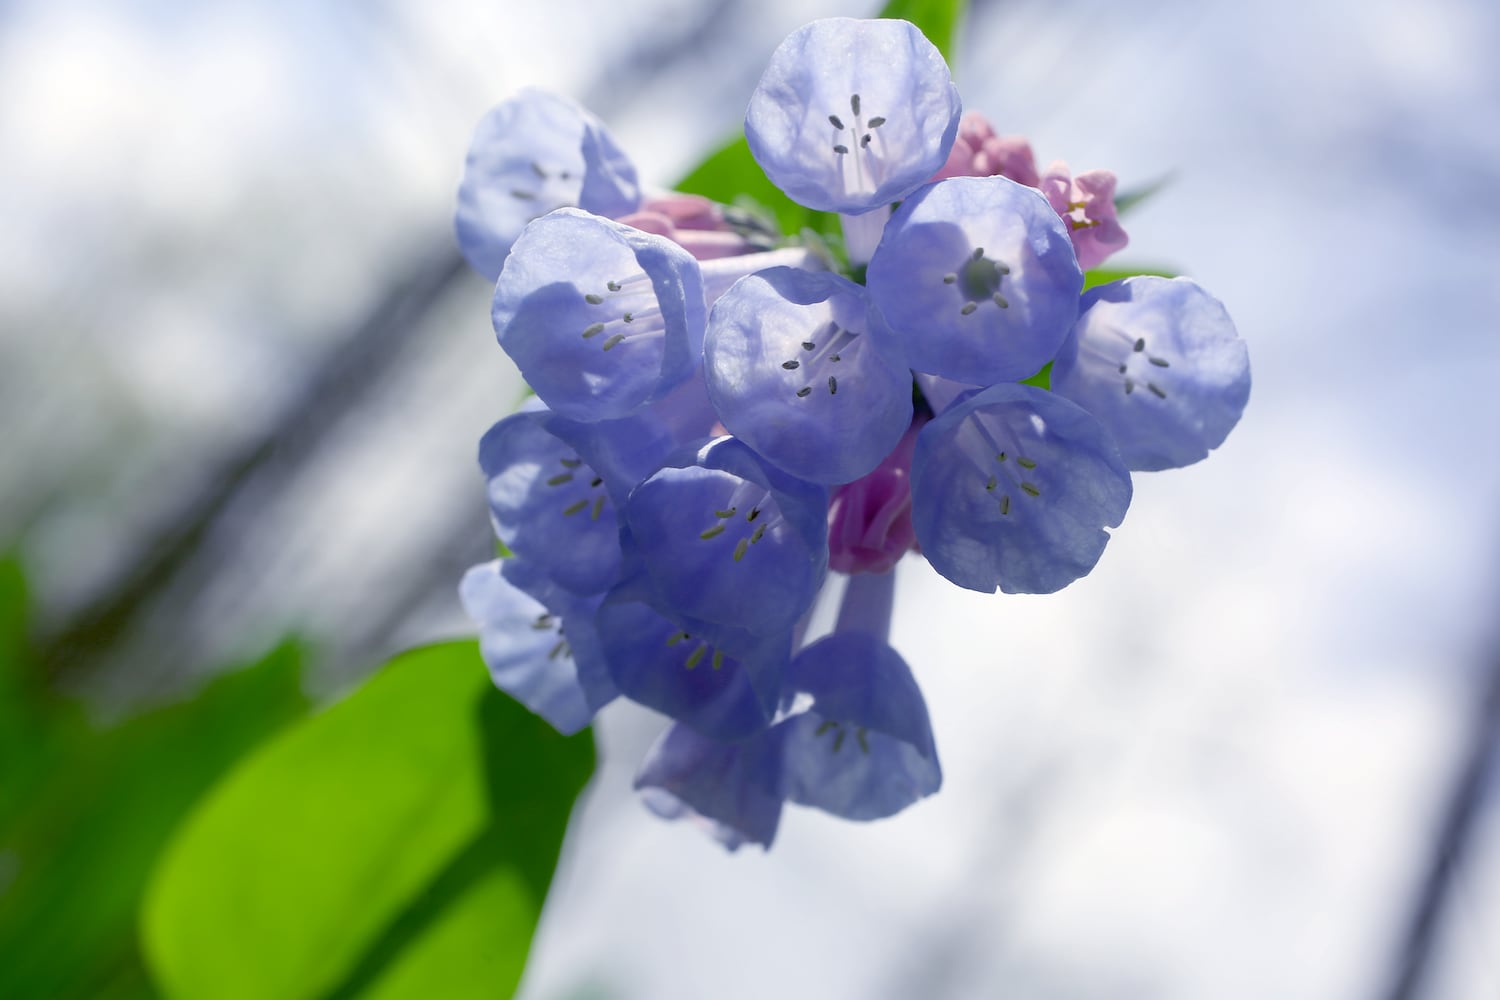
xmin=458 ymin=560 xmax=614 ymax=734
xmin=456 ymin=89 xmax=639 ymax=281
xmin=911 ymin=383 xmax=1133 ymax=594
xmin=478 ymin=411 xmax=622 ymax=597
xmin=1051 ymin=276 xmax=1251 ymax=471
xmin=745 ymin=18 xmax=960 ymax=214
xmin=705 ymin=268 xmax=912 ymax=484
xmin=868 ymin=176 xmax=1083 ymax=384
xmin=492 ymin=208 xmax=705 ymax=421
xmin=779 ymin=632 xmax=940 ymax=820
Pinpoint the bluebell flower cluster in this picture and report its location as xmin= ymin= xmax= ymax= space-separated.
xmin=455 ymin=17 xmax=1250 ymax=849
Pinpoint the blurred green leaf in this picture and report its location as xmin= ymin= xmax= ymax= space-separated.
xmin=1083 ymin=265 xmax=1178 ymax=291
xmin=1113 ymin=172 xmax=1176 ymax=216
xmin=142 ymin=641 xmax=594 ymax=1000
xmin=0 ymin=632 xmax=310 ymax=1000
xmin=876 ymin=0 xmax=968 ymax=63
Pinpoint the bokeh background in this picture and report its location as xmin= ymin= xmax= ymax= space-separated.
xmin=4 ymin=0 xmax=1500 ymax=997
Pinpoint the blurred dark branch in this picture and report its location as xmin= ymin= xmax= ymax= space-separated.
xmin=36 ymin=0 xmax=749 ymax=683
xmin=1379 ymin=644 xmax=1500 ymax=1000
xmin=35 ymin=248 xmax=472 ymax=680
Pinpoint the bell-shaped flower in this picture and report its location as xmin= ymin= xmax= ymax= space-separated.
xmin=1039 ymin=161 xmax=1128 ymax=270
xmin=1050 ymin=277 xmax=1251 ymax=471
xmin=479 ymin=409 xmax=626 ymax=597
xmin=635 ymin=721 xmax=786 ymax=851
xmin=456 ymin=89 xmax=640 ymax=281
xmin=911 ymin=383 xmax=1133 ymax=594
xmin=704 ymin=267 xmax=912 ymax=485
xmin=492 ymin=208 xmax=706 ymax=422
xmin=596 ymin=578 xmax=789 ymax=742
xmin=867 ymin=176 xmax=1083 ymax=384
xmin=622 ymin=436 xmax=828 ymax=639
xmin=492 ymin=211 xmax=817 ymax=423
xmin=744 ymin=18 xmax=961 ymax=215
xmin=458 ymin=558 xmax=615 ymax=735
xmin=827 ymin=413 xmax=926 ymax=574
xmin=932 ymin=110 xmax=1040 ymax=187
xmin=777 ymin=571 xmax=940 ymax=820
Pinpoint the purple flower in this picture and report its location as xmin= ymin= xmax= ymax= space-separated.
xmin=932 ymin=110 xmax=1040 ymax=187
xmin=1040 ymin=161 xmax=1129 ymax=270
xmin=827 ymin=414 xmax=925 ymax=574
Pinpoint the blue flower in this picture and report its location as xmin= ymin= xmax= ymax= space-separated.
xmin=867 ymin=176 xmax=1084 ymax=384
xmin=910 ymin=382 xmax=1133 ymax=594
xmin=703 ymin=267 xmax=912 ymax=485
xmin=456 ymin=89 xmax=640 ymax=281
xmin=454 ymin=16 xmax=1252 ymax=849
xmin=596 ymin=575 xmax=789 ymax=742
xmin=635 ymin=720 xmax=785 ymax=851
xmin=492 ymin=208 xmax=708 ymax=422
xmin=622 ymin=436 xmax=828 ymax=641
xmin=458 ymin=558 xmax=615 ymax=735
xmin=776 ymin=571 xmax=940 ymax=820
xmin=1050 ymin=276 xmax=1252 ymax=471
xmin=745 ymin=18 xmax=961 ymax=215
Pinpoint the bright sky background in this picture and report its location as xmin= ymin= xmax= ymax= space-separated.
xmin=3 ymin=0 xmax=1499 ymax=997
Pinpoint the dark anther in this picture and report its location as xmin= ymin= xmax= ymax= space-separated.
xmin=1133 ymin=338 xmax=1146 ymax=352
xmin=1150 ymin=356 xmax=1170 ymax=368
xmin=868 ymin=116 xmax=886 ymax=128
xmin=509 ymin=189 xmax=535 ymax=200
xmin=1148 ymin=383 xmax=1168 ymax=399
xmin=802 ymin=341 xmax=817 ymax=351
xmin=828 ymin=376 xmax=838 ymax=395
xmin=829 ymin=114 xmax=845 ymax=129
xmin=832 ymin=144 xmax=849 ymax=155
xmin=782 ymin=360 xmax=800 ymax=370
xmin=797 ymin=386 xmax=812 ymax=398
xmin=585 ymin=293 xmax=603 ymax=304
xmin=850 ymin=94 xmax=861 ymax=115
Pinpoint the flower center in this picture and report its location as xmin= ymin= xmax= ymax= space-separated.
xmin=578 ymin=273 xmax=665 ymax=353
xmin=696 ymin=487 xmax=780 ymax=563
xmin=942 ymin=247 xmax=1012 ymax=316
xmin=545 ymin=454 xmax=610 ymax=521
xmin=780 ymin=320 xmax=858 ymax=399
xmin=664 ymin=628 xmax=727 ymax=671
xmin=827 ymin=93 xmax=888 ymax=195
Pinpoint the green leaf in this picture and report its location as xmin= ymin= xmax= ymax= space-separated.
xmin=1083 ymin=265 xmax=1178 ymax=291
xmin=1113 ymin=172 xmax=1176 ymax=217
xmin=142 ymin=641 xmax=594 ymax=1000
xmin=1020 ymin=362 xmax=1052 ymax=392
xmin=0 ymin=639 xmax=310 ymax=1000
xmin=875 ymin=0 xmax=968 ymax=63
